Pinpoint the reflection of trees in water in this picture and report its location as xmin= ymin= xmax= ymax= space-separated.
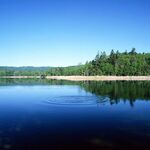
xmin=0 ymin=79 xmax=149 ymax=106
xmin=80 ymin=81 xmax=150 ymax=106
xmin=0 ymin=78 xmax=77 ymax=86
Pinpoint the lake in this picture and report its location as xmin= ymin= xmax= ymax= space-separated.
xmin=0 ymin=79 xmax=150 ymax=150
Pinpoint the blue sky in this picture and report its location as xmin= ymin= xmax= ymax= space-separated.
xmin=0 ymin=0 xmax=150 ymax=66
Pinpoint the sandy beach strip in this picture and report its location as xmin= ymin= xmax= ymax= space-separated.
xmin=0 ymin=76 xmax=150 ymax=81
xmin=46 ymin=76 xmax=150 ymax=81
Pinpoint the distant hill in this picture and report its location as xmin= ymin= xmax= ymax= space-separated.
xmin=0 ymin=48 xmax=150 ymax=76
xmin=0 ymin=66 xmax=53 ymax=71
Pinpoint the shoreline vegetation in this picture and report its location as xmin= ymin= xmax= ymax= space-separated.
xmin=0 ymin=76 xmax=150 ymax=81
xmin=0 ymin=49 xmax=150 ymax=77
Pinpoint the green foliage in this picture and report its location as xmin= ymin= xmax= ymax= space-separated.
xmin=82 ymin=49 xmax=150 ymax=76
xmin=0 ymin=48 xmax=149 ymax=76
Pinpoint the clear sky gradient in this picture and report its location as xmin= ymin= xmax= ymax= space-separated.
xmin=0 ymin=0 xmax=150 ymax=66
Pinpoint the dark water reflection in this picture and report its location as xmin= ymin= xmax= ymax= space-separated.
xmin=0 ymin=79 xmax=150 ymax=150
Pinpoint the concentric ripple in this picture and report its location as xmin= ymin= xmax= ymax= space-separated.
xmin=45 ymin=95 xmax=100 ymax=107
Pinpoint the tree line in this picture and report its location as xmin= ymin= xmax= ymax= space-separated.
xmin=86 ymin=48 xmax=150 ymax=76
xmin=0 ymin=48 xmax=150 ymax=76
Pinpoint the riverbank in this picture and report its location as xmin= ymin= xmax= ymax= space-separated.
xmin=0 ymin=76 xmax=150 ymax=81
xmin=47 ymin=76 xmax=150 ymax=81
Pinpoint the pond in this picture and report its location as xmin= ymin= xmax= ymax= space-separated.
xmin=0 ymin=79 xmax=150 ymax=150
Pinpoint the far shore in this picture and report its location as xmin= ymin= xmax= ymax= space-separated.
xmin=0 ymin=76 xmax=150 ymax=81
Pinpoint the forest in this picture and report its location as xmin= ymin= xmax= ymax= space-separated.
xmin=0 ymin=48 xmax=150 ymax=76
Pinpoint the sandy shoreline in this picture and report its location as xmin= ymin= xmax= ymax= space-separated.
xmin=0 ymin=76 xmax=150 ymax=81
xmin=47 ymin=76 xmax=150 ymax=81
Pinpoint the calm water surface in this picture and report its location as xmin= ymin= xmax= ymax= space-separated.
xmin=0 ymin=79 xmax=150 ymax=150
